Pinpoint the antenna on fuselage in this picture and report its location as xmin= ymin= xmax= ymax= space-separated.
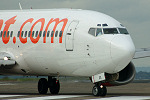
xmin=19 ymin=2 xmax=23 ymax=10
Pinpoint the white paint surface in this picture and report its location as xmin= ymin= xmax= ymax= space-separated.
xmin=87 ymin=96 xmax=150 ymax=100
xmin=0 ymin=95 xmax=25 ymax=98
xmin=9 ymin=95 xmax=88 ymax=100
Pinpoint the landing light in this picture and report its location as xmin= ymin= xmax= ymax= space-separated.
xmin=100 ymin=85 xmax=103 ymax=88
xmin=4 ymin=57 xmax=8 ymax=60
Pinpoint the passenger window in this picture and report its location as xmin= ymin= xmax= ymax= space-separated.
xmin=4 ymin=31 xmax=6 ymax=37
xmin=47 ymin=31 xmax=50 ymax=37
xmin=35 ymin=31 xmax=38 ymax=37
xmin=59 ymin=31 xmax=63 ymax=37
xmin=43 ymin=31 xmax=46 ymax=37
xmin=21 ymin=31 xmax=24 ymax=37
xmin=28 ymin=31 xmax=31 ymax=37
xmin=18 ymin=31 xmax=20 ymax=37
xmin=88 ymin=28 xmax=96 ymax=36
xmin=55 ymin=31 xmax=58 ymax=37
xmin=7 ymin=31 xmax=9 ymax=37
xmin=39 ymin=31 xmax=42 ymax=37
xmin=51 ymin=31 xmax=54 ymax=37
xmin=96 ymin=28 xmax=102 ymax=36
xmin=0 ymin=31 xmax=2 ymax=37
xmin=25 ymin=31 xmax=27 ymax=37
xmin=32 ymin=31 xmax=35 ymax=37
xmin=10 ymin=31 xmax=13 ymax=37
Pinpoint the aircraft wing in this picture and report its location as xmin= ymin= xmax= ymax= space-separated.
xmin=134 ymin=48 xmax=150 ymax=59
xmin=0 ymin=52 xmax=16 ymax=66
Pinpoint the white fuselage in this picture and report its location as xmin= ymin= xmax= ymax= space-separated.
xmin=0 ymin=9 xmax=135 ymax=77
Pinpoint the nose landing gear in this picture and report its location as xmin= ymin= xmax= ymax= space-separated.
xmin=91 ymin=73 xmax=107 ymax=96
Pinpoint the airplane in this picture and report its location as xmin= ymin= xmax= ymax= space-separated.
xmin=0 ymin=8 xmax=149 ymax=96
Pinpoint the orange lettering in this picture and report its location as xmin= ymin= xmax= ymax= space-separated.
xmin=19 ymin=18 xmax=34 ymax=44
xmin=2 ymin=16 xmax=17 ymax=44
xmin=44 ymin=18 xmax=68 ymax=43
xmin=30 ymin=18 xmax=45 ymax=44
xmin=0 ymin=19 xmax=3 ymax=30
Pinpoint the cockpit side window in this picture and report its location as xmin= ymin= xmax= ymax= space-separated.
xmin=88 ymin=28 xmax=96 ymax=36
xmin=96 ymin=28 xmax=102 ymax=36
xmin=88 ymin=28 xmax=103 ymax=37
xmin=118 ymin=28 xmax=129 ymax=34
xmin=103 ymin=28 xmax=118 ymax=34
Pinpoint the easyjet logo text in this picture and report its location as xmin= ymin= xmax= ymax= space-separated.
xmin=0 ymin=16 xmax=68 ymax=44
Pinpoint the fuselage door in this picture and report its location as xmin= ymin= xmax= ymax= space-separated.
xmin=65 ymin=20 xmax=79 ymax=51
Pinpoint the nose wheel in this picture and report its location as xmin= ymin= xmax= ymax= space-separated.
xmin=92 ymin=84 xmax=107 ymax=96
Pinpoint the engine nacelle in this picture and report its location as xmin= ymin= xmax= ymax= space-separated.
xmin=102 ymin=62 xmax=135 ymax=86
xmin=0 ymin=52 xmax=16 ymax=66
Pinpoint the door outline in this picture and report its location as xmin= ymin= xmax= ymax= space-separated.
xmin=65 ymin=20 xmax=79 ymax=51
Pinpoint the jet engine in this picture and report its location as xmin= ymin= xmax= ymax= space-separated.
xmin=102 ymin=62 xmax=135 ymax=86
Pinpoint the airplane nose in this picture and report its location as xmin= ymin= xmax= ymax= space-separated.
xmin=111 ymin=35 xmax=135 ymax=72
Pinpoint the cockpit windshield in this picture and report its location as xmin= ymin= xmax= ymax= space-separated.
xmin=88 ymin=27 xmax=129 ymax=37
xmin=103 ymin=28 xmax=118 ymax=34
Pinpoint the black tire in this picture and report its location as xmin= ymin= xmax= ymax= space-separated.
xmin=99 ymin=85 xmax=107 ymax=96
xmin=92 ymin=85 xmax=107 ymax=96
xmin=92 ymin=85 xmax=100 ymax=96
xmin=38 ymin=78 xmax=48 ymax=94
xmin=49 ymin=78 xmax=60 ymax=94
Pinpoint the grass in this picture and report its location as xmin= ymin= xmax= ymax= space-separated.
xmin=0 ymin=76 xmax=90 ymax=82
xmin=0 ymin=76 xmax=39 ymax=82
